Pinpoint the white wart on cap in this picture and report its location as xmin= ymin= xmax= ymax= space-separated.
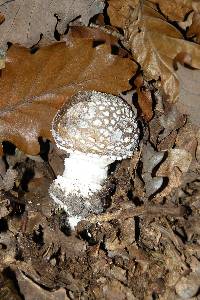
xmin=49 ymin=91 xmax=139 ymax=228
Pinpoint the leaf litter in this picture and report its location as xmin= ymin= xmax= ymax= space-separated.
xmin=0 ymin=0 xmax=105 ymax=49
xmin=0 ymin=0 xmax=200 ymax=299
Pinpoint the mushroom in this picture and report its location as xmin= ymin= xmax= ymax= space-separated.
xmin=49 ymin=91 xmax=139 ymax=228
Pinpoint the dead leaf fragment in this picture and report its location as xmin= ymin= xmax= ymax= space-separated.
xmin=64 ymin=25 xmax=119 ymax=46
xmin=16 ymin=269 xmax=70 ymax=300
xmin=100 ymin=279 xmax=136 ymax=300
xmin=187 ymin=12 xmax=200 ymax=44
xmin=142 ymin=143 xmax=165 ymax=197
xmin=137 ymin=87 xmax=153 ymax=121
xmin=158 ymin=149 xmax=192 ymax=175
xmin=0 ymin=39 xmax=137 ymax=154
xmin=176 ymin=64 xmax=200 ymax=126
xmin=149 ymin=0 xmax=193 ymax=21
xmin=156 ymin=148 xmax=192 ymax=197
xmin=107 ymin=0 xmax=139 ymax=28
xmin=0 ymin=0 xmax=105 ymax=49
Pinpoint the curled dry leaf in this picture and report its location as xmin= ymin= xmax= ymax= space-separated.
xmin=175 ymin=123 xmax=198 ymax=159
xmin=142 ymin=143 xmax=165 ymax=197
xmin=125 ymin=4 xmax=200 ymax=102
xmin=107 ymin=1 xmax=200 ymax=103
xmin=149 ymin=0 xmax=193 ymax=21
xmin=158 ymin=105 xmax=186 ymax=141
xmin=187 ymin=12 xmax=200 ymax=44
xmin=0 ymin=39 xmax=137 ymax=155
xmin=0 ymin=0 xmax=105 ymax=49
xmin=156 ymin=148 xmax=192 ymax=197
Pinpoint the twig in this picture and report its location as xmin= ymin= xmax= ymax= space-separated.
xmin=88 ymin=204 xmax=186 ymax=223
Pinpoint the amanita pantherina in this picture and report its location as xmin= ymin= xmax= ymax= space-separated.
xmin=49 ymin=91 xmax=139 ymax=228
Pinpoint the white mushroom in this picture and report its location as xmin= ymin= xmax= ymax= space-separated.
xmin=49 ymin=91 xmax=139 ymax=228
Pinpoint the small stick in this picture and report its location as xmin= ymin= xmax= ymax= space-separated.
xmin=88 ymin=204 xmax=186 ymax=223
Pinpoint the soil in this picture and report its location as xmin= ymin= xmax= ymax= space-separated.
xmin=0 ymin=130 xmax=200 ymax=300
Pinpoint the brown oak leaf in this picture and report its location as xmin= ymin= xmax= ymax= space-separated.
xmin=65 ymin=25 xmax=119 ymax=47
xmin=124 ymin=4 xmax=200 ymax=103
xmin=107 ymin=1 xmax=200 ymax=102
xmin=0 ymin=38 xmax=137 ymax=155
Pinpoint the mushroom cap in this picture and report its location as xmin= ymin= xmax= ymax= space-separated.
xmin=52 ymin=91 xmax=139 ymax=160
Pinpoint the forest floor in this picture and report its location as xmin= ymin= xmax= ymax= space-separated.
xmin=0 ymin=0 xmax=200 ymax=299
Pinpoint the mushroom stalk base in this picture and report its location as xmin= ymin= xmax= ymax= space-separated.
xmin=49 ymin=152 xmax=114 ymax=227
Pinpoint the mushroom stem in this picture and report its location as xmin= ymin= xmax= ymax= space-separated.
xmin=53 ymin=152 xmax=114 ymax=198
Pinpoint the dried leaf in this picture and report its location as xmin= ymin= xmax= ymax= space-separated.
xmin=187 ymin=12 xmax=200 ymax=44
xmin=156 ymin=148 xmax=192 ymax=197
xmin=176 ymin=64 xmax=200 ymax=126
xmin=64 ymin=26 xmax=130 ymax=58
xmin=0 ymin=39 xmax=137 ymax=154
xmin=137 ymin=87 xmax=153 ymax=121
xmin=16 ymin=269 xmax=70 ymax=300
xmin=175 ymin=123 xmax=197 ymax=158
xmin=142 ymin=143 xmax=165 ymax=197
xmin=95 ymin=279 xmax=137 ymax=300
xmin=107 ymin=0 xmax=139 ymax=28
xmin=149 ymin=0 xmax=193 ymax=21
xmin=0 ymin=0 xmax=105 ymax=49
xmin=158 ymin=105 xmax=186 ymax=140
xmin=43 ymin=224 xmax=87 ymax=258
xmin=125 ymin=4 xmax=200 ymax=102
xmin=64 ymin=25 xmax=119 ymax=46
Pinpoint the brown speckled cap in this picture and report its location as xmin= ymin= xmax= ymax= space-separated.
xmin=52 ymin=91 xmax=139 ymax=160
